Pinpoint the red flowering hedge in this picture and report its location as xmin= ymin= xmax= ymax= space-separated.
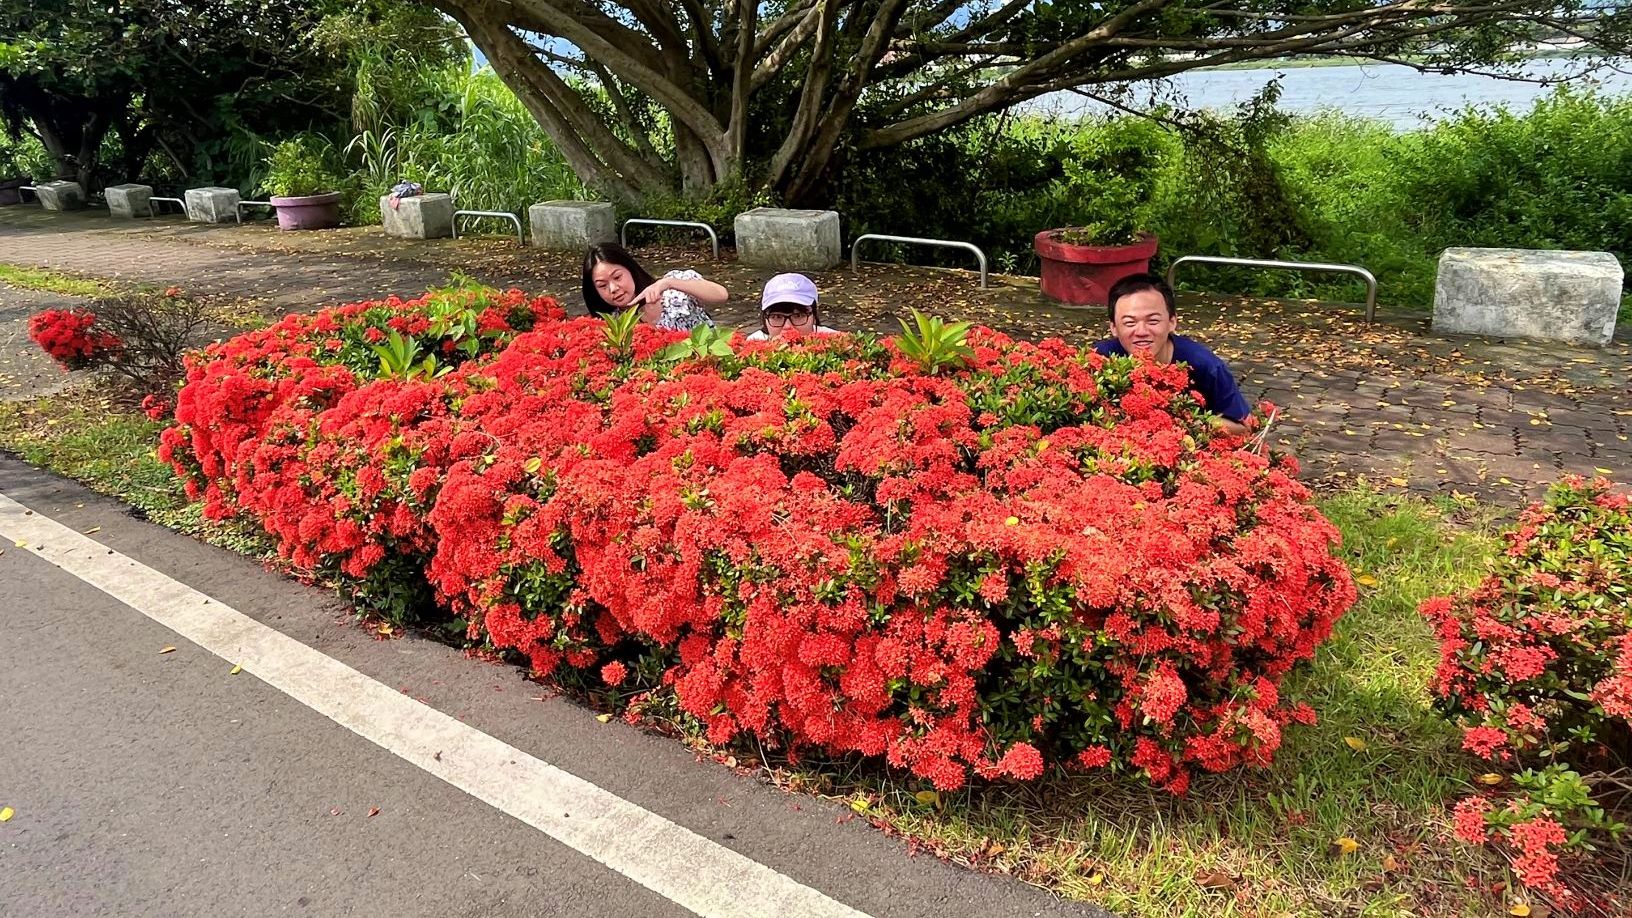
xmin=1424 ymin=477 xmax=1631 ymax=903
xmin=28 ymin=308 xmax=121 ymax=370
xmin=160 ymin=288 xmax=1356 ymax=792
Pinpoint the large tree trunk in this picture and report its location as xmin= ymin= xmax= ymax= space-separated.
xmin=2 ymin=77 xmax=122 ymax=190
xmin=31 ymin=108 xmax=113 ymax=191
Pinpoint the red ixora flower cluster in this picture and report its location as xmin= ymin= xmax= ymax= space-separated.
xmin=28 ymin=308 xmax=122 ymax=371
xmin=1424 ymin=476 xmax=1632 ymax=906
xmin=160 ymin=286 xmax=1356 ymax=792
xmin=1424 ymin=476 xmax=1632 ymax=762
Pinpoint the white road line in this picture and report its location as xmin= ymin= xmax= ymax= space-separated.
xmin=0 ymin=491 xmax=871 ymax=918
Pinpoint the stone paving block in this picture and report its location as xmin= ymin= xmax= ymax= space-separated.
xmin=184 ymin=186 xmax=241 ymax=224
xmin=1558 ymin=455 xmax=1612 ymax=478
xmin=1460 ymin=388 xmax=1514 ymax=411
xmin=1510 ymin=390 xmax=1582 ymax=413
xmin=1479 ymin=454 xmax=1556 ymax=482
xmin=1433 ymin=247 xmax=1622 ymax=346
xmin=1370 ymin=428 xmax=1433 ymax=453
xmin=1446 ymin=428 xmax=1519 ymax=454
xmin=734 ymin=207 xmax=841 ymax=270
xmin=380 ymin=193 xmax=454 ymax=239
xmin=528 ymin=201 xmax=615 ymax=249
xmin=1537 ymin=408 xmax=1608 ymax=431
xmin=34 ymin=180 xmax=84 ymax=211
xmin=105 ymin=183 xmax=152 ymax=219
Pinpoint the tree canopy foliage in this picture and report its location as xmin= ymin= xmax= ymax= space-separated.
xmin=428 ymin=0 xmax=1631 ymax=204
xmin=0 ymin=0 xmax=460 ymax=188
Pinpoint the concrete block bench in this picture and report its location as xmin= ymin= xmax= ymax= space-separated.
xmin=185 ymin=186 xmax=241 ymax=224
xmin=35 ymin=180 xmax=85 ymax=211
xmin=105 ymin=183 xmax=153 ymax=219
xmin=380 ymin=192 xmax=454 ymax=239
xmin=1433 ymin=247 xmax=1623 ymax=346
xmin=734 ymin=208 xmax=841 ymax=270
xmin=529 ymin=201 xmax=615 ymax=249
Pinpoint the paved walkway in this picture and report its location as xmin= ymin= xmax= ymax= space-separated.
xmin=4 ymin=205 xmax=1629 ymax=506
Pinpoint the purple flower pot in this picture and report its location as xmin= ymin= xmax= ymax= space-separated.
xmin=0 ymin=177 xmax=29 ymax=206
xmin=271 ymin=192 xmax=342 ymax=230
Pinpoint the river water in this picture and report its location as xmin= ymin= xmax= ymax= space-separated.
xmin=1026 ymin=57 xmax=1632 ymax=130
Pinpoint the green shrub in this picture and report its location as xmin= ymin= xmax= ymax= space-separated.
xmin=263 ymin=135 xmax=346 ymax=198
xmin=835 ymin=88 xmax=1632 ymax=310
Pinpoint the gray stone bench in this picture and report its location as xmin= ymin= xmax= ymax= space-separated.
xmin=529 ymin=201 xmax=615 ymax=249
xmin=105 ymin=183 xmax=153 ymax=219
xmin=734 ymin=208 xmax=841 ymax=270
xmin=184 ymin=186 xmax=241 ymax=224
xmin=1433 ymin=248 xmax=1622 ymax=346
xmin=35 ymin=180 xmax=85 ymax=211
xmin=380 ymin=192 xmax=454 ymax=239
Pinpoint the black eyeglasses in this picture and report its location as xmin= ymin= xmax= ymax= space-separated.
xmin=765 ymin=308 xmax=814 ymax=327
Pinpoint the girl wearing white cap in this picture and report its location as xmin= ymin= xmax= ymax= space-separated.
xmin=746 ymin=273 xmax=840 ymax=341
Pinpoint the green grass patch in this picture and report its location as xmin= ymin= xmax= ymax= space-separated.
xmin=0 ymin=263 xmax=111 ymax=298
xmin=0 ymin=389 xmax=268 ymax=556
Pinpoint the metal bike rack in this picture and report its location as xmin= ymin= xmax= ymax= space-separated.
xmin=149 ymin=196 xmax=185 ymax=217
xmin=1166 ymin=255 xmax=1378 ymax=323
xmin=453 ymin=210 xmax=525 ymax=246
xmin=236 ymin=200 xmax=275 ymax=224
xmin=18 ymin=185 xmax=38 ymax=203
xmin=850 ymin=233 xmax=989 ymax=289
xmin=621 ymin=218 xmax=720 ymax=261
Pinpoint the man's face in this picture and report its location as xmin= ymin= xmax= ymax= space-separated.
xmin=1110 ymin=288 xmax=1177 ymax=359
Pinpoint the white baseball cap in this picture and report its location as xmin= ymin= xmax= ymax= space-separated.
xmin=760 ymin=273 xmax=819 ymax=312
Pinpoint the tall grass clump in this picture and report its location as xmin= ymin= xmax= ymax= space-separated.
xmin=344 ymin=63 xmax=584 ymax=223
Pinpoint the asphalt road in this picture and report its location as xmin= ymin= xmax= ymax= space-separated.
xmin=0 ymin=457 xmax=1111 ymax=918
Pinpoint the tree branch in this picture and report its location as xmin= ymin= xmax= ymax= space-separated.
xmin=449 ymin=7 xmax=654 ymax=199
xmin=766 ymin=0 xmax=842 ymax=185
xmin=725 ymin=0 xmax=756 ymax=174
xmin=474 ymin=0 xmax=731 ymax=171
xmin=584 ymin=60 xmax=663 ymax=162
xmin=676 ymin=0 xmax=727 ymax=78
xmin=751 ymin=4 xmax=825 ymax=91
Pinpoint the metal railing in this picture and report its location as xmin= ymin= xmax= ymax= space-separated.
xmin=851 ymin=233 xmax=989 ymax=289
xmin=621 ymin=218 xmax=720 ymax=260
xmin=453 ymin=210 xmax=525 ymax=246
xmin=235 ymin=200 xmax=275 ymax=224
xmin=149 ymin=196 xmax=185 ymax=217
xmin=1166 ymin=255 xmax=1378 ymax=323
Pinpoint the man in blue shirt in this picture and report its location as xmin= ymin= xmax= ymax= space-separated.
xmin=1092 ymin=272 xmax=1253 ymax=436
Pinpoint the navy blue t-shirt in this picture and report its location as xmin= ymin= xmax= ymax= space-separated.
xmin=1093 ymin=335 xmax=1252 ymax=421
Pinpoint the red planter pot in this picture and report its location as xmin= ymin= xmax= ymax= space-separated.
xmin=271 ymin=192 xmax=342 ymax=230
xmin=1034 ymin=230 xmax=1159 ymax=307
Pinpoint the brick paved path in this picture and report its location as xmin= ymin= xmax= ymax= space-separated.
xmin=4 ymin=206 xmax=1629 ymax=506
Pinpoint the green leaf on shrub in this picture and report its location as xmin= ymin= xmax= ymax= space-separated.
xmin=893 ymin=309 xmax=973 ymax=375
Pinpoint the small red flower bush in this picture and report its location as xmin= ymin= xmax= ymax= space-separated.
xmin=1424 ymin=476 xmax=1631 ymax=905
xmin=28 ymin=308 xmax=122 ymax=370
xmin=160 ymin=287 xmax=1356 ymax=792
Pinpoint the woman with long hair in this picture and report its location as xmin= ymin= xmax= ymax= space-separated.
xmin=581 ymin=243 xmax=726 ymax=331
